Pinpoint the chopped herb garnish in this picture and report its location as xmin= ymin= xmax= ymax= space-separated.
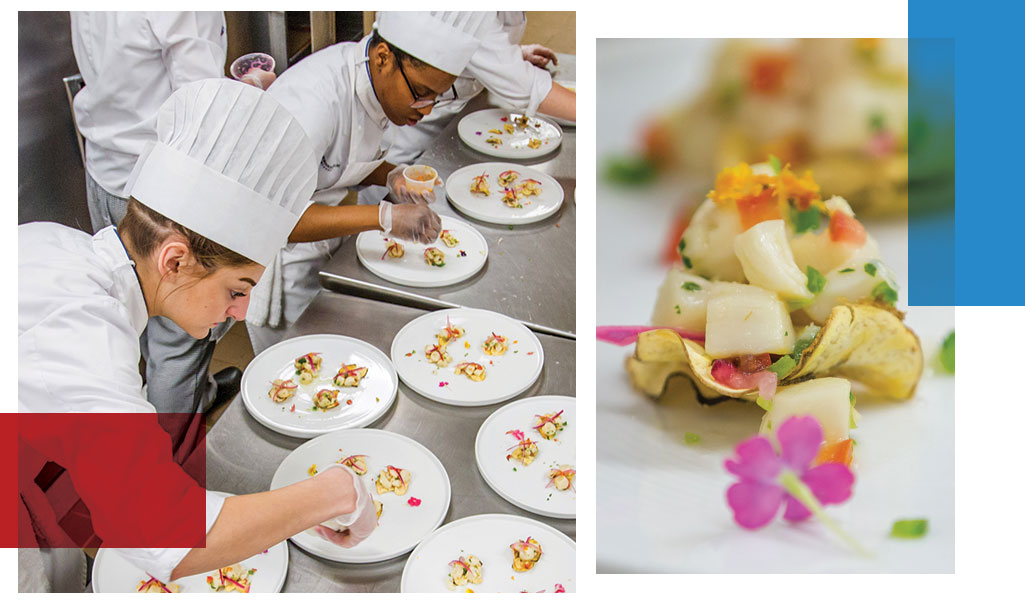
xmin=768 ymin=154 xmax=782 ymax=174
xmin=605 ymin=155 xmax=657 ymax=185
xmin=791 ymin=205 xmax=822 ymax=234
xmin=871 ymin=281 xmax=898 ymax=305
xmin=868 ymin=111 xmax=887 ymax=133
xmin=508 ymin=225 xmax=514 ymax=230
xmin=791 ymin=324 xmax=821 ymax=362
xmin=850 ymin=406 xmax=860 ymax=430
xmin=940 ymin=331 xmax=955 ymax=374
xmin=684 ymin=432 xmax=701 ymax=444
xmin=756 ymin=395 xmax=772 ymax=412
xmin=806 ymin=266 xmax=826 ymax=294
xmin=849 ymin=391 xmax=856 ymax=406
xmin=674 ymin=304 xmax=681 ymax=315
xmin=864 ymin=262 xmax=878 ymax=276
xmin=678 ymin=238 xmax=686 ymax=253
xmin=682 ymin=256 xmax=693 ymax=269
xmin=890 ymin=519 xmax=928 ymax=539
xmin=839 ymin=267 xmax=855 ymax=273
xmin=767 ymin=355 xmax=796 ymax=379
xmin=682 ymin=282 xmax=702 ymax=292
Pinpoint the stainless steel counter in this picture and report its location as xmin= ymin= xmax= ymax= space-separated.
xmin=319 ymin=89 xmax=576 ymax=339
xmin=205 ymin=291 xmax=576 ymax=593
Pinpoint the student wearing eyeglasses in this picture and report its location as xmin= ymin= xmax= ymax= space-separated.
xmin=245 ymin=12 xmax=481 ymax=352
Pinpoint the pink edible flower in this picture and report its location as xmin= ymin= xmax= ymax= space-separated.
xmin=724 ymin=416 xmax=867 ymax=554
xmin=554 ymin=583 xmax=566 ymax=593
xmin=408 ymin=496 xmax=422 ymax=507
xmin=596 ymin=325 xmax=705 ymax=346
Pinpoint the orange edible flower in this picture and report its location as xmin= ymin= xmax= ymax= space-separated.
xmin=707 ymin=163 xmax=773 ymax=205
xmin=774 ymin=167 xmax=821 ymax=210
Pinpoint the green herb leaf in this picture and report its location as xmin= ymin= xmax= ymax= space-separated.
xmin=678 ymin=238 xmax=686 ymax=253
xmin=791 ymin=205 xmax=822 ymax=234
xmin=871 ymin=281 xmax=898 ymax=305
xmin=768 ymin=154 xmax=782 ymax=174
xmin=839 ymin=267 xmax=855 ymax=273
xmin=756 ymin=395 xmax=773 ymax=412
xmin=806 ymin=266 xmax=826 ymax=294
xmin=682 ymin=256 xmax=693 ymax=269
xmin=849 ymin=391 xmax=856 ymax=406
xmin=940 ymin=331 xmax=955 ymax=374
xmin=864 ymin=262 xmax=878 ymax=276
xmin=682 ymin=282 xmax=702 ymax=292
xmin=791 ymin=324 xmax=821 ymax=362
xmin=674 ymin=304 xmax=681 ymax=315
xmin=850 ymin=406 xmax=860 ymax=430
xmin=890 ymin=519 xmax=929 ymax=539
xmin=605 ymin=155 xmax=657 ymax=185
xmin=767 ymin=355 xmax=796 ymax=379
xmin=869 ymin=111 xmax=887 ymax=133
xmin=684 ymin=432 xmax=701 ymax=444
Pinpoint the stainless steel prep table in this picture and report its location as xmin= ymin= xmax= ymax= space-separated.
xmin=205 ymin=291 xmax=576 ymax=593
xmin=319 ymin=62 xmax=576 ymax=339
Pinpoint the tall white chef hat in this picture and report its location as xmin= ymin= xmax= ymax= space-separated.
xmin=124 ymin=79 xmax=316 ymax=266
xmin=376 ymin=11 xmax=482 ymax=76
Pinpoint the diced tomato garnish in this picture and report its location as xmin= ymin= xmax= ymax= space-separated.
xmin=814 ymin=439 xmax=854 ymax=467
xmin=747 ymin=52 xmax=792 ymax=95
xmin=828 ymin=211 xmax=867 ymax=246
xmin=662 ymin=206 xmax=692 ymax=264
xmin=736 ymin=353 xmax=772 ymax=373
xmin=642 ymin=122 xmax=673 ymax=170
xmin=736 ymin=188 xmax=781 ymax=231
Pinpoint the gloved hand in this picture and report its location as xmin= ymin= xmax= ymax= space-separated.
xmin=240 ymin=69 xmax=276 ymax=90
xmin=379 ymin=202 xmax=441 ymax=244
xmin=386 ymin=163 xmax=443 ymax=205
xmin=521 ymin=44 xmax=558 ymax=68
xmin=312 ymin=464 xmax=377 ymax=548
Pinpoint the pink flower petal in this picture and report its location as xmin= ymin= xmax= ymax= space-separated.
xmin=724 ymin=436 xmax=782 ymax=484
xmin=777 ymin=416 xmax=823 ymax=472
xmin=782 ymin=493 xmax=813 ymax=522
xmin=802 ymin=462 xmax=855 ymax=505
xmin=727 ymin=481 xmax=785 ymax=529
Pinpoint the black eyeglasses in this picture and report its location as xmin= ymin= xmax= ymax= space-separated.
xmin=395 ymin=57 xmax=457 ymax=109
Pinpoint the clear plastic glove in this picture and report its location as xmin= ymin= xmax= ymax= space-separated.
xmin=379 ymin=202 xmax=441 ymax=244
xmin=240 ymin=69 xmax=276 ymax=90
xmin=386 ymin=164 xmax=442 ymax=205
xmin=313 ymin=464 xmax=377 ymax=548
xmin=521 ymin=44 xmax=559 ymax=68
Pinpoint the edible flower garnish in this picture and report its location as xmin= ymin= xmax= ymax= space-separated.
xmin=596 ymin=325 xmax=705 ymax=346
xmin=408 ymin=496 xmax=422 ymax=507
xmin=724 ymin=416 xmax=866 ymax=554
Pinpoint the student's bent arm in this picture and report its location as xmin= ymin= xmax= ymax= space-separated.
xmin=288 ymin=204 xmax=382 ymax=242
xmin=538 ymin=83 xmax=576 ymax=122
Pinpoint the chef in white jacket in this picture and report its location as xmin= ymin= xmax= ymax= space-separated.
xmin=18 ymin=79 xmax=374 ymax=590
xmin=246 ymin=12 xmax=481 ymax=353
xmin=373 ymin=11 xmax=576 ymax=170
xmin=70 ymin=12 xmax=274 ymax=455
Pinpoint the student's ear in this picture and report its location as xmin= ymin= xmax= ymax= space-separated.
xmin=371 ymin=42 xmax=392 ymax=70
xmin=156 ymin=237 xmax=196 ymax=280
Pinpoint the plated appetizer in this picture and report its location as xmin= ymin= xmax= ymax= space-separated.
xmin=528 ymin=138 xmax=542 ymax=150
xmin=294 ymin=352 xmax=322 ymax=385
xmin=482 ymin=332 xmax=508 ymax=356
xmin=337 ymin=452 xmax=368 ymax=476
xmin=446 ymin=555 xmax=484 ymax=590
xmin=514 ymin=114 xmax=531 ymax=128
xmin=485 ymin=137 xmax=502 ymax=147
xmin=424 ymin=247 xmax=446 ymax=267
xmin=532 ymin=411 xmax=566 ymax=440
xmin=505 ymin=429 xmax=539 ymax=466
xmin=313 ymin=388 xmax=340 ymax=410
xmin=382 ymin=240 xmax=404 ymax=259
xmin=425 ymin=342 xmax=452 ymax=368
xmin=470 ymin=171 xmax=490 ymax=196
xmin=333 ymin=363 xmax=368 ymax=387
xmin=376 ymin=465 xmax=412 ymax=496
xmin=206 ymin=563 xmax=255 ymax=593
xmin=374 ymin=499 xmax=383 ymax=520
xmin=440 ymin=229 xmax=459 ymax=247
xmin=436 ymin=317 xmax=465 ymax=345
xmin=454 ymin=361 xmax=487 ymax=382
xmin=136 ymin=577 xmax=179 ymax=593
xmin=547 ymin=466 xmax=576 ymax=492
xmin=502 ymin=187 xmax=523 ymax=208
xmin=504 ymin=123 xmax=515 ymax=134
xmin=268 ymin=378 xmax=297 ymax=403
xmin=498 ymin=169 xmax=520 ymax=186
xmin=510 ymin=537 xmax=543 ymax=572
xmin=488 ymin=128 xmax=504 ymax=135
xmin=516 ymin=178 xmax=543 ymax=198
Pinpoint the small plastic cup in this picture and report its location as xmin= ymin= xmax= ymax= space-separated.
xmin=230 ymin=52 xmax=276 ymax=80
xmin=403 ymin=165 xmax=438 ymax=194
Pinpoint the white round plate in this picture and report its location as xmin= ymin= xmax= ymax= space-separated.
xmin=92 ymin=492 xmax=289 ymax=593
xmin=457 ymin=108 xmax=563 ymax=159
xmin=241 ymin=334 xmax=398 ymax=438
xmin=475 ymin=396 xmax=576 ymax=519
xmin=355 ymin=215 xmax=488 ymax=288
xmin=445 ymin=162 xmax=564 ymax=225
xmin=400 ymin=513 xmax=576 ymax=593
xmin=390 ymin=308 xmax=544 ymax=406
xmin=270 ymin=429 xmax=451 ymax=564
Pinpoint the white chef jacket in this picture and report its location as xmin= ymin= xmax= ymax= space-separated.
xmin=71 ymin=12 xmax=227 ymax=198
xmin=18 ymin=223 xmax=225 ymax=583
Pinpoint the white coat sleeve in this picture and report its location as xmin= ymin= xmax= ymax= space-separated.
xmin=462 ymin=18 xmax=553 ymax=116
xmin=148 ymin=11 xmax=227 ymax=91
